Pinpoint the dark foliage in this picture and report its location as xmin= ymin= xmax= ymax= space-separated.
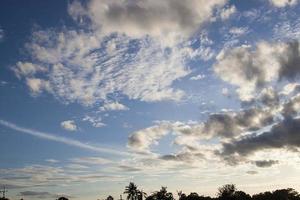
xmin=7 ymin=183 xmax=300 ymax=200
xmin=146 ymin=187 xmax=174 ymax=200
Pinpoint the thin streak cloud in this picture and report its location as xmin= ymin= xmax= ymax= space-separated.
xmin=0 ymin=119 xmax=129 ymax=156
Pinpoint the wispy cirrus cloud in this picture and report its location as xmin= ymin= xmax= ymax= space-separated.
xmin=0 ymin=119 xmax=129 ymax=156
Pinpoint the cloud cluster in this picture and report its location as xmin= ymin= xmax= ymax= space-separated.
xmin=14 ymin=0 xmax=231 ymax=108
xmin=69 ymin=0 xmax=227 ymax=41
xmin=220 ymin=117 xmax=300 ymax=158
xmin=128 ymin=121 xmax=172 ymax=152
xmin=214 ymin=41 xmax=300 ymax=101
xmin=15 ymin=29 xmax=190 ymax=106
xmin=128 ymin=106 xmax=276 ymax=153
xmin=82 ymin=115 xmax=106 ymax=127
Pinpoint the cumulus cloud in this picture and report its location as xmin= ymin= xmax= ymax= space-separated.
xmin=258 ymin=87 xmax=280 ymax=107
xmin=220 ymin=117 xmax=300 ymax=159
xmin=69 ymin=0 xmax=227 ymax=41
xmin=14 ymin=62 xmax=46 ymax=78
xmin=128 ymin=122 xmax=172 ymax=152
xmin=61 ymin=120 xmax=77 ymax=131
xmin=214 ymin=41 xmax=300 ymax=101
xmin=128 ymin=106 xmax=275 ymax=154
xmin=269 ymin=0 xmax=298 ymax=7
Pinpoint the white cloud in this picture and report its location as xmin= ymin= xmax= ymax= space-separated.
xmin=229 ymin=27 xmax=249 ymax=36
xmin=190 ymin=74 xmax=206 ymax=81
xmin=269 ymin=0 xmax=298 ymax=7
xmin=45 ymin=159 xmax=59 ymax=163
xmin=70 ymin=0 xmax=227 ymax=42
xmin=99 ymin=101 xmax=129 ymax=112
xmin=214 ymin=41 xmax=296 ymax=101
xmin=222 ymin=87 xmax=229 ymax=96
xmin=128 ymin=121 xmax=173 ymax=152
xmin=61 ymin=120 xmax=77 ymax=131
xmin=26 ymin=78 xmax=43 ymax=93
xmin=220 ymin=5 xmax=236 ymax=20
xmin=128 ymin=105 xmax=278 ymax=155
xmin=14 ymin=62 xmax=46 ymax=78
xmin=16 ymin=30 xmax=190 ymax=105
xmin=273 ymin=18 xmax=300 ymax=40
xmin=82 ymin=115 xmax=106 ymax=128
xmin=280 ymin=83 xmax=300 ymax=96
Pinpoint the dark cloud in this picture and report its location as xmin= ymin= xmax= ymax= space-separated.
xmin=220 ymin=117 xmax=300 ymax=158
xmin=69 ymin=0 xmax=227 ymax=38
xmin=19 ymin=191 xmax=56 ymax=198
xmin=160 ymin=152 xmax=204 ymax=162
xmin=246 ymin=170 xmax=258 ymax=175
xmin=278 ymin=41 xmax=300 ymax=80
xmin=259 ymin=88 xmax=280 ymax=107
xmin=281 ymin=94 xmax=300 ymax=118
xmin=252 ymin=160 xmax=279 ymax=168
xmin=0 ymin=184 xmax=27 ymax=189
xmin=202 ymin=107 xmax=274 ymax=138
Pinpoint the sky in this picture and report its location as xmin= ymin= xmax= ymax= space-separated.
xmin=1 ymin=0 xmax=300 ymax=199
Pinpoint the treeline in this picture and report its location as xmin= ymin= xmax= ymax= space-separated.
xmin=104 ymin=182 xmax=300 ymax=200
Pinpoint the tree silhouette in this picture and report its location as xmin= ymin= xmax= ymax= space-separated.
xmin=178 ymin=191 xmax=187 ymax=200
xmin=57 ymin=197 xmax=69 ymax=200
xmin=124 ymin=182 xmax=146 ymax=200
xmin=5 ymin=182 xmax=300 ymax=200
xmin=106 ymin=195 xmax=114 ymax=200
xmin=137 ymin=190 xmax=147 ymax=200
xmin=217 ymin=184 xmax=236 ymax=200
xmin=273 ymin=188 xmax=300 ymax=200
xmin=146 ymin=187 xmax=174 ymax=200
xmin=252 ymin=188 xmax=300 ymax=200
xmin=233 ymin=191 xmax=251 ymax=200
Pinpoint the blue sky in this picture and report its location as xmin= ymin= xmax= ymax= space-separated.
xmin=1 ymin=0 xmax=300 ymax=199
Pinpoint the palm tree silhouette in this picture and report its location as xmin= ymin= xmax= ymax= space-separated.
xmin=137 ymin=190 xmax=147 ymax=200
xmin=124 ymin=182 xmax=139 ymax=200
xmin=147 ymin=187 xmax=174 ymax=200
